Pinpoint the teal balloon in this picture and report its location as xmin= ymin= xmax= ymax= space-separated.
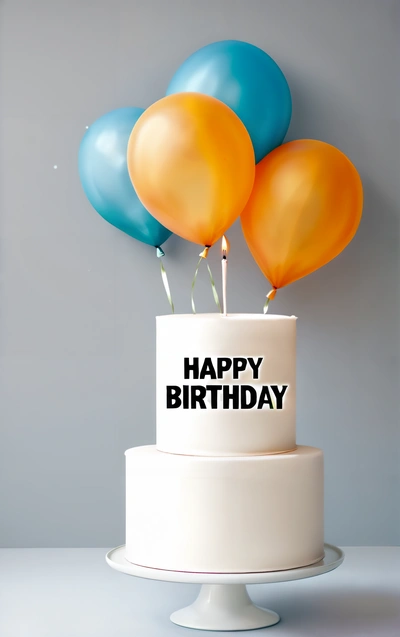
xmin=78 ymin=107 xmax=172 ymax=247
xmin=167 ymin=40 xmax=292 ymax=163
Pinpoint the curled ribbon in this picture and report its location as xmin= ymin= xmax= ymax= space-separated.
xmin=191 ymin=246 xmax=221 ymax=314
xmin=199 ymin=246 xmax=210 ymax=259
xmin=156 ymin=247 xmax=174 ymax=313
xmin=206 ymin=263 xmax=221 ymax=313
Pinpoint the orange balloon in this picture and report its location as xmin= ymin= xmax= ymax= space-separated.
xmin=241 ymin=140 xmax=363 ymax=289
xmin=127 ymin=93 xmax=255 ymax=247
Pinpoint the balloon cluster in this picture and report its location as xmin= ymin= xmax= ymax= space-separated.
xmin=79 ymin=40 xmax=363 ymax=308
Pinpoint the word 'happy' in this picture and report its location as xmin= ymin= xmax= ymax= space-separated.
xmin=166 ymin=357 xmax=288 ymax=410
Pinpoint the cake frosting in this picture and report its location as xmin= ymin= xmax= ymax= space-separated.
xmin=125 ymin=314 xmax=324 ymax=574
xmin=126 ymin=445 xmax=324 ymax=573
xmin=157 ymin=314 xmax=297 ymax=456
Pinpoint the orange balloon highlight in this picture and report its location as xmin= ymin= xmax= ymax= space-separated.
xmin=127 ymin=93 xmax=255 ymax=247
xmin=241 ymin=140 xmax=363 ymax=289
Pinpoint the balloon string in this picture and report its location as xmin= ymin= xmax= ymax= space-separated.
xmin=160 ymin=259 xmax=174 ymax=313
xmin=191 ymin=247 xmax=221 ymax=314
xmin=206 ymin=262 xmax=221 ymax=313
xmin=191 ymin=256 xmax=203 ymax=314
xmin=156 ymin=247 xmax=174 ymax=314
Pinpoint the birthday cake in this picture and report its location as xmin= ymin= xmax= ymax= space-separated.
xmin=78 ymin=36 xmax=363 ymax=581
xmin=124 ymin=314 xmax=324 ymax=573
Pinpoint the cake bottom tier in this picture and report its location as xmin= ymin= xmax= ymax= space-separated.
xmin=125 ymin=445 xmax=324 ymax=573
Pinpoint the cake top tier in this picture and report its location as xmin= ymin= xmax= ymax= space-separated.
xmin=156 ymin=313 xmax=297 ymax=457
xmin=157 ymin=313 xmax=297 ymax=321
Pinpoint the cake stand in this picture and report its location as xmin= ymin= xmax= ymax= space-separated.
xmin=106 ymin=543 xmax=344 ymax=631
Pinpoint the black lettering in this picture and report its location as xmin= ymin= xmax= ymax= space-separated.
xmin=233 ymin=357 xmax=247 ymax=379
xmin=166 ymin=386 xmax=181 ymax=408
xmin=191 ymin=385 xmax=207 ymax=409
xmin=206 ymin=385 xmax=222 ymax=409
xmin=247 ymin=357 xmax=263 ymax=380
xmin=217 ymin=357 xmax=232 ymax=379
xmin=240 ymin=385 xmax=257 ymax=409
xmin=257 ymin=386 xmax=274 ymax=409
xmin=199 ymin=357 xmax=217 ymax=379
xmin=223 ymin=385 xmax=239 ymax=409
xmin=184 ymin=357 xmax=199 ymax=380
xmin=182 ymin=384 xmax=189 ymax=409
xmin=270 ymin=385 xmax=288 ymax=409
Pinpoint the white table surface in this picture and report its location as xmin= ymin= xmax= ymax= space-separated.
xmin=0 ymin=547 xmax=399 ymax=637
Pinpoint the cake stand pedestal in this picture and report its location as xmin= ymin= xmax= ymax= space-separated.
xmin=170 ymin=582 xmax=280 ymax=630
xmin=106 ymin=543 xmax=343 ymax=631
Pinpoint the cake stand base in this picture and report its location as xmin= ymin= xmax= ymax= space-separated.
xmin=106 ymin=543 xmax=344 ymax=632
xmin=170 ymin=583 xmax=280 ymax=631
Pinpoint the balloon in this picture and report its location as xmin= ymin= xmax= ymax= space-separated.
xmin=166 ymin=40 xmax=291 ymax=163
xmin=241 ymin=140 xmax=363 ymax=290
xmin=78 ymin=107 xmax=172 ymax=248
xmin=127 ymin=93 xmax=255 ymax=247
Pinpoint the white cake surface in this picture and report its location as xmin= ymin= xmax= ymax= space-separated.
xmin=125 ymin=444 xmax=324 ymax=573
xmin=156 ymin=314 xmax=297 ymax=456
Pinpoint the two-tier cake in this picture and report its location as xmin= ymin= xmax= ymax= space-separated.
xmin=125 ymin=314 xmax=324 ymax=573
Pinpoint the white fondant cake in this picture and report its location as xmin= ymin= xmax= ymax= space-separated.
xmin=125 ymin=445 xmax=324 ymax=573
xmin=125 ymin=314 xmax=324 ymax=574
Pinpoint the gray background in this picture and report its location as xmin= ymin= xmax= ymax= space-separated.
xmin=0 ymin=0 xmax=399 ymax=548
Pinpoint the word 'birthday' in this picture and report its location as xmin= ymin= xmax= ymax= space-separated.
xmin=166 ymin=357 xmax=289 ymax=410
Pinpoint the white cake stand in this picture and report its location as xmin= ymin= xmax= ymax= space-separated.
xmin=106 ymin=543 xmax=344 ymax=631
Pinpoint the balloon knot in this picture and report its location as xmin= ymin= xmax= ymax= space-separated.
xmin=199 ymin=246 xmax=210 ymax=259
xmin=156 ymin=246 xmax=165 ymax=258
xmin=266 ymin=287 xmax=277 ymax=301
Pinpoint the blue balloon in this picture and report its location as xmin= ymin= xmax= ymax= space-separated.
xmin=78 ymin=107 xmax=172 ymax=248
xmin=167 ymin=40 xmax=292 ymax=163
